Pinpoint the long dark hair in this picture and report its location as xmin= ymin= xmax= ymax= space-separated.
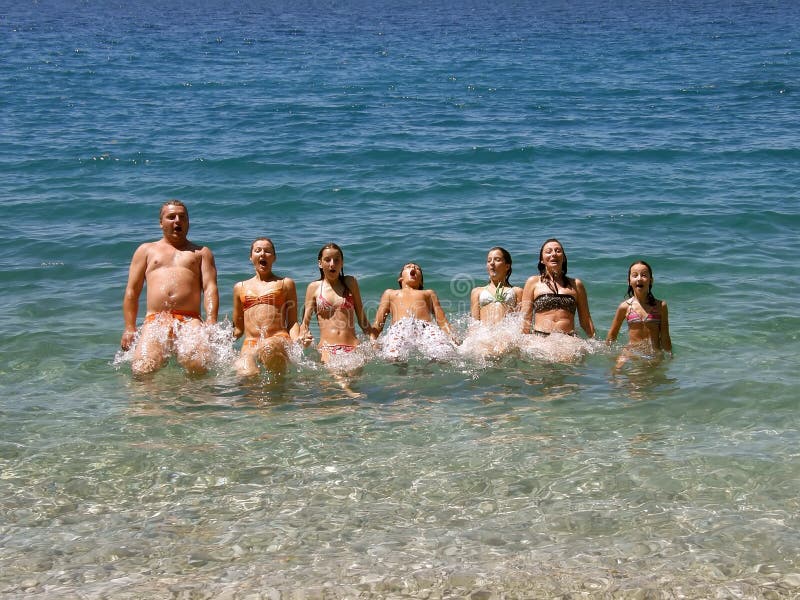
xmin=317 ymin=242 xmax=350 ymax=295
xmin=537 ymin=238 xmax=571 ymax=293
xmin=625 ymin=260 xmax=657 ymax=305
xmin=488 ymin=246 xmax=513 ymax=286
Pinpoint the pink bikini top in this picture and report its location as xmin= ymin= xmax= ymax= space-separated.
xmin=626 ymin=300 xmax=661 ymax=324
xmin=316 ymin=279 xmax=354 ymax=314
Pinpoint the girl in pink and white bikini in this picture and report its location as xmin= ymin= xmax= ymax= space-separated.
xmin=300 ymin=243 xmax=374 ymax=364
xmin=606 ymin=260 xmax=672 ymax=366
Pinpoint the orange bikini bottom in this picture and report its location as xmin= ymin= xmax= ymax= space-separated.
xmin=242 ymin=331 xmax=291 ymax=349
xmin=144 ymin=310 xmax=201 ymax=325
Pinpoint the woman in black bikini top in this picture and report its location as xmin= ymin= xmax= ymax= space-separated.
xmin=521 ymin=238 xmax=596 ymax=337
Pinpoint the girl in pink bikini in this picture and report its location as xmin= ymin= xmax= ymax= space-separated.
xmin=300 ymin=243 xmax=374 ymax=363
xmin=232 ymin=238 xmax=309 ymax=376
xmin=606 ymin=260 xmax=672 ymax=364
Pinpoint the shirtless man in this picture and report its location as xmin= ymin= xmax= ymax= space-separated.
xmin=121 ymin=200 xmax=219 ymax=375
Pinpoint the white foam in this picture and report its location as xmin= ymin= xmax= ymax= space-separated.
xmin=112 ymin=318 xmax=237 ymax=371
xmin=377 ymin=317 xmax=457 ymax=362
xmin=520 ymin=330 xmax=605 ymax=363
xmin=458 ymin=312 xmax=526 ymax=360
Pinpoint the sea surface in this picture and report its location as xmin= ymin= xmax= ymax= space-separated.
xmin=2 ymin=0 xmax=799 ymax=597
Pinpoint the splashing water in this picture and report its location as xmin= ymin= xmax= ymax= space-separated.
xmin=520 ymin=331 xmax=605 ymax=364
xmin=112 ymin=310 xmax=606 ymax=377
xmin=321 ymin=342 xmax=370 ymax=375
xmin=113 ymin=319 xmax=237 ymax=371
xmin=376 ymin=317 xmax=457 ymax=362
xmin=202 ymin=320 xmax=238 ymax=368
xmin=458 ymin=312 xmax=527 ymax=361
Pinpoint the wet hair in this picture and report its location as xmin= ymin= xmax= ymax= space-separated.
xmin=317 ymin=242 xmax=350 ymax=295
xmin=250 ymin=237 xmax=275 ymax=255
xmin=488 ymin=247 xmax=513 ymax=286
xmin=397 ymin=263 xmax=424 ymax=289
xmin=537 ymin=238 xmax=571 ymax=293
xmin=160 ymin=199 xmax=188 ymax=218
xmin=625 ymin=260 xmax=657 ymax=305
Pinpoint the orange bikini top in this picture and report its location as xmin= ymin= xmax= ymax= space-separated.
xmin=242 ymin=282 xmax=286 ymax=311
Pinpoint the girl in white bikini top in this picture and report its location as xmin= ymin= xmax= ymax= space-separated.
xmin=478 ymin=284 xmax=517 ymax=307
xmin=470 ymin=247 xmax=523 ymax=325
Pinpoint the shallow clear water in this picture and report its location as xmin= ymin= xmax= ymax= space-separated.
xmin=1 ymin=0 xmax=799 ymax=597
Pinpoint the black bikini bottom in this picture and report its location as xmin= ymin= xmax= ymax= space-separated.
xmin=533 ymin=330 xmax=575 ymax=337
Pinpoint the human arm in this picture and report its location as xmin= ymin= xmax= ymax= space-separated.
xmin=285 ymin=278 xmax=311 ymax=346
xmin=519 ymin=276 xmax=537 ymax=334
xmin=298 ymin=281 xmax=318 ymax=343
xmin=121 ymin=244 xmax=148 ymax=349
xmin=232 ymin=282 xmax=244 ymax=340
xmin=513 ymin=287 xmax=524 ymax=311
xmin=660 ymin=300 xmax=672 ymax=355
xmin=286 ymin=279 xmax=311 ymax=346
xmin=470 ymin=287 xmax=482 ymax=320
xmin=348 ymin=276 xmax=375 ymax=340
xmin=201 ymin=247 xmax=219 ymax=324
xmin=283 ymin=278 xmax=299 ymax=332
xmin=301 ymin=282 xmax=318 ymax=329
xmin=574 ymin=278 xmax=596 ymax=338
xmin=429 ymin=290 xmax=453 ymax=336
xmin=605 ymin=302 xmax=627 ymax=344
xmin=372 ymin=290 xmax=393 ymax=336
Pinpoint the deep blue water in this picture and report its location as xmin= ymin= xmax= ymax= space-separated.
xmin=1 ymin=1 xmax=799 ymax=596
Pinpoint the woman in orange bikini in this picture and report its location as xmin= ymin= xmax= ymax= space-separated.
xmin=300 ymin=242 xmax=374 ymax=363
xmin=606 ymin=260 xmax=672 ymax=365
xmin=232 ymin=238 xmax=308 ymax=376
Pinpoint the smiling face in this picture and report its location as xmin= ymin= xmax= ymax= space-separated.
xmin=486 ymin=248 xmax=511 ymax=284
xmin=538 ymin=240 xmax=566 ymax=274
xmin=397 ymin=263 xmax=424 ymax=289
xmin=250 ymin=238 xmax=276 ymax=275
xmin=159 ymin=203 xmax=189 ymax=243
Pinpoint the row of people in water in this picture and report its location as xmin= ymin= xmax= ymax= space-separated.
xmin=121 ymin=200 xmax=672 ymax=376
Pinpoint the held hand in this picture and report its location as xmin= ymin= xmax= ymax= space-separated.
xmin=298 ymin=325 xmax=314 ymax=348
xmin=121 ymin=330 xmax=137 ymax=350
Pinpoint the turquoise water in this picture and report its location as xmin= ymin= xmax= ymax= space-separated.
xmin=2 ymin=1 xmax=800 ymax=597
